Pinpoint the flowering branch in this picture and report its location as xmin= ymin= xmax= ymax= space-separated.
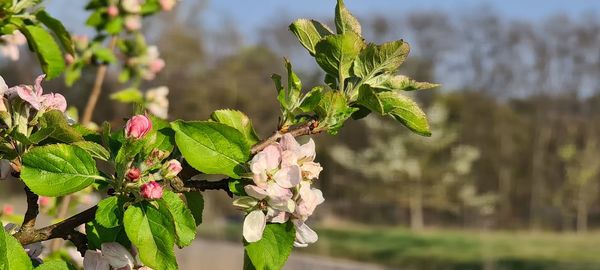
xmin=10 ymin=117 xmax=325 ymax=264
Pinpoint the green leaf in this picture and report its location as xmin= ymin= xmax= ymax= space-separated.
xmin=299 ymin=86 xmax=323 ymax=112
xmin=0 ymin=221 xmax=33 ymax=270
xmin=39 ymin=110 xmax=84 ymax=143
xmin=289 ymin=19 xmax=333 ymax=56
xmin=315 ymin=32 xmax=364 ymax=85
xmin=171 ymin=121 xmax=250 ymax=178
xmin=95 ymin=196 xmax=126 ymax=228
xmin=105 ymin=17 xmax=123 ymax=35
xmin=86 ymin=221 xmax=130 ymax=250
xmin=366 ymin=74 xmax=440 ymax=91
xmin=73 ymin=141 xmax=110 ymax=161
xmin=124 ymin=202 xmax=178 ymax=270
xmin=29 ymin=127 xmax=55 ymax=144
xmin=377 ymin=91 xmax=431 ymax=136
xmin=21 ymin=25 xmax=65 ymax=79
xmin=36 ymin=10 xmax=74 ymax=55
xmin=353 ymin=41 xmax=410 ymax=81
xmin=335 ymin=0 xmax=362 ymax=35
xmin=34 ymin=260 xmax=76 ymax=270
xmin=142 ymin=116 xmax=175 ymax=155
xmin=210 ymin=110 xmax=260 ymax=146
xmin=86 ymin=10 xmax=103 ymax=27
xmin=21 ymin=144 xmax=101 ymax=196
xmin=160 ymin=191 xmax=197 ymax=248
xmin=357 ymin=85 xmax=383 ymax=114
xmin=183 ymin=192 xmax=204 ymax=226
xmin=92 ymin=44 xmax=116 ymax=63
xmin=244 ymin=222 xmax=295 ymax=270
xmin=110 ymin=88 xmax=144 ymax=103
xmin=316 ymin=90 xmax=357 ymax=135
xmin=229 ymin=178 xmax=249 ymax=197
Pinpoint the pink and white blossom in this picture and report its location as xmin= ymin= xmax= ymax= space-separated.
xmin=159 ymin=0 xmax=178 ymax=11
xmin=121 ymin=0 xmax=142 ymax=13
xmin=238 ymin=134 xmax=324 ymax=244
xmin=83 ymin=250 xmax=110 ymax=270
xmin=140 ymin=181 xmax=163 ymax=199
xmin=0 ymin=31 xmax=26 ymax=61
xmin=101 ymin=242 xmax=135 ymax=269
xmin=162 ymin=159 xmax=182 ymax=179
xmin=10 ymin=74 xmax=67 ymax=112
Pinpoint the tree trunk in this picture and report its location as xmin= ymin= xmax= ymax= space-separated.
xmin=576 ymin=186 xmax=588 ymax=233
xmin=529 ymin=123 xmax=551 ymax=230
xmin=409 ymin=180 xmax=424 ymax=231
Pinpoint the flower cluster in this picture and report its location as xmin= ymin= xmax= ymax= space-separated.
xmin=126 ymin=46 xmax=165 ymax=81
xmin=144 ymin=86 xmax=169 ymax=119
xmin=234 ymin=134 xmax=324 ymax=247
xmin=0 ymin=74 xmax=67 ymax=113
xmin=84 ymin=242 xmax=152 ymax=270
xmin=0 ymin=30 xmax=26 ymax=61
xmin=122 ymin=114 xmax=182 ymax=200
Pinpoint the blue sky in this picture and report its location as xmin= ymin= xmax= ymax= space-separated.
xmin=202 ymin=0 xmax=600 ymax=37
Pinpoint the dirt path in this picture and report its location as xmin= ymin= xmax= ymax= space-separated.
xmin=176 ymin=239 xmax=391 ymax=270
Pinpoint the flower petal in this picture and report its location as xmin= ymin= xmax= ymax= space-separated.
xmin=274 ymin=165 xmax=301 ymax=188
xmin=84 ymin=250 xmax=110 ymax=270
xmin=244 ymin=185 xmax=268 ymax=200
xmin=42 ymin=93 xmax=67 ymax=112
xmin=16 ymin=85 xmax=43 ymax=110
xmin=299 ymin=138 xmax=316 ymax=161
xmin=293 ymin=220 xmax=318 ymax=247
xmin=34 ymin=74 xmax=45 ymax=96
xmin=280 ymin=133 xmax=300 ymax=152
xmin=243 ymin=210 xmax=266 ymax=243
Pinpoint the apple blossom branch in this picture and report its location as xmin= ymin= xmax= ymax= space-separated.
xmin=13 ymin=119 xmax=323 ymax=254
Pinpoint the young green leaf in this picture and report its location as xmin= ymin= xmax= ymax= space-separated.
xmin=0 ymin=221 xmax=34 ymax=270
xmin=285 ymin=59 xmax=302 ymax=108
xmin=39 ymin=110 xmax=84 ymax=143
xmin=357 ymin=85 xmax=384 ymax=114
xmin=36 ymin=10 xmax=74 ymax=55
xmin=377 ymin=92 xmax=431 ymax=136
xmin=353 ymin=40 xmax=410 ymax=81
xmin=315 ymin=32 xmax=364 ymax=86
xmin=183 ymin=192 xmax=204 ymax=226
xmin=95 ymin=196 xmax=126 ymax=228
xmin=73 ymin=141 xmax=110 ymax=161
xmin=86 ymin=221 xmax=130 ymax=250
xmin=289 ymin=19 xmax=333 ymax=55
xmin=110 ymin=88 xmax=144 ymax=103
xmin=316 ymin=90 xmax=357 ymax=135
xmin=171 ymin=121 xmax=250 ymax=178
xmin=210 ymin=110 xmax=260 ymax=146
xmin=124 ymin=202 xmax=178 ymax=270
xmin=21 ymin=144 xmax=101 ymax=196
xmin=299 ymin=86 xmax=324 ymax=112
xmin=160 ymin=191 xmax=197 ymax=248
xmin=334 ymin=0 xmax=362 ymax=35
xmin=20 ymin=25 xmax=65 ymax=79
xmin=244 ymin=222 xmax=295 ymax=270
xmin=366 ymin=74 xmax=440 ymax=91
xmin=34 ymin=260 xmax=76 ymax=270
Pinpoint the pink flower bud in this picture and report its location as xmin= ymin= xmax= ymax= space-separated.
xmin=126 ymin=167 xmax=141 ymax=181
xmin=2 ymin=204 xmax=13 ymax=215
xmin=159 ymin=0 xmax=177 ymax=11
xmin=161 ymin=159 xmax=182 ymax=179
xmin=65 ymin=54 xmax=75 ymax=65
xmin=107 ymin=5 xmax=119 ymax=17
xmin=149 ymin=58 xmax=165 ymax=74
xmin=124 ymin=15 xmax=142 ymax=31
xmin=140 ymin=181 xmax=163 ymax=199
xmin=125 ymin=114 xmax=152 ymax=139
xmin=38 ymin=196 xmax=50 ymax=207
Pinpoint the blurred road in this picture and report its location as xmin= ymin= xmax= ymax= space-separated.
xmin=176 ymin=239 xmax=391 ymax=270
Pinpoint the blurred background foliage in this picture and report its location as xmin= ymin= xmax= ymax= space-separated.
xmin=4 ymin=0 xmax=600 ymax=269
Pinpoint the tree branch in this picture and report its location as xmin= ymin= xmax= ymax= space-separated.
xmin=250 ymin=119 xmax=320 ymax=154
xmin=20 ymin=187 xmax=39 ymax=234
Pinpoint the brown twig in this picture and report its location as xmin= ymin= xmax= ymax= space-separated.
xmin=21 ymin=187 xmax=39 ymax=234
xmin=250 ymin=119 xmax=320 ymax=154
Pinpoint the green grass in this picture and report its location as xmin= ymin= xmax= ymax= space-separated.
xmin=199 ymin=223 xmax=600 ymax=270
